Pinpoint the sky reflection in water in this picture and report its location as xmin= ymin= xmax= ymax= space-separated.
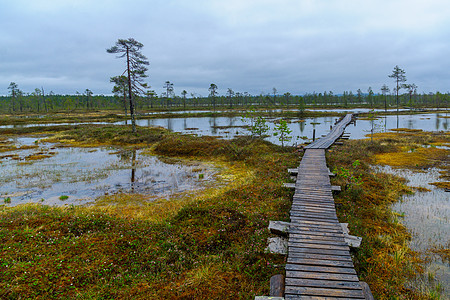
xmin=0 ymin=138 xmax=214 ymax=206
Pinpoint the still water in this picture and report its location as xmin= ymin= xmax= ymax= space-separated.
xmin=136 ymin=112 xmax=449 ymax=143
xmin=0 ymin=137 xmax=215 ymax=206
xmin=374 ymin=166 xmax=450 ymax=296
xmin=2 ymin=111 xmax=448 ymax=145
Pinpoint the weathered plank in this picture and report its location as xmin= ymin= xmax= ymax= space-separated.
xmin=287 ymin=257 xmax=355 ymax=268
xmin=270 ymin=274 xmax=285 ymax=297
xmin=289 ymin=232 xmax=346 ymax=239
xmin=286 ymin=270 xmax=359 ymax=282
xmin=289 ymin=226 xmax=344 ymax=234
xmin=288 ymin=238 xmax=348 ymax=247
xmin=288 ymin=242 xmax=350 ymax=251
xmin=289 ymin=213 xmax=338 ymax=221
xmin=284 ymin=286 xmax=364 ymax=298
xmin=288 ymin=247 xmax=350 ymax=257
xmin=289 ymin=214 xmax=339 ymax=222
xmin=288 ymin=252 xmax=353 ymax=262
xmin=285 ymin=296 xmax=364 ymax=300
xmin=285 ymin=278 xmax=362 ymax=290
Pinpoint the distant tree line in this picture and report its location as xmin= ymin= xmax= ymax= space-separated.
xmin=2 ymin=64 xmax=448 ymax=114
xmin=1 ymin=82 xmax=448 ymax=114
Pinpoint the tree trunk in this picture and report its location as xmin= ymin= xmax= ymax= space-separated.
xmin=126 ymin=47 xmax=136 ymax=133
xmin=123 ymin=90 xmax=127 ymax=117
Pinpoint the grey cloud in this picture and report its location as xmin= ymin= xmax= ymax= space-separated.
xmin=1 ymin=0 xmax=450 ymax=96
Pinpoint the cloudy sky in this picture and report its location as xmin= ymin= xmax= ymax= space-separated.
xmin=1 ymin=0 xmax=449 ymax=97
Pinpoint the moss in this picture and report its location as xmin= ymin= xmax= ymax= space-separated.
xmin=429 ymin=181 xmax=450 ymax=189
xmin=374 ymin=147 xmax=448 ymax=169
xmin=0 ymin=131 xmax=298 ymax=299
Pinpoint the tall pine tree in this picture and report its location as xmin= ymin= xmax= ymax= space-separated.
xmin=107 ymin=38 xmax=149 ymax=133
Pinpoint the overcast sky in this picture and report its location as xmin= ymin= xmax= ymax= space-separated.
xmin=1 ymin=0 xmax=449 ymax=97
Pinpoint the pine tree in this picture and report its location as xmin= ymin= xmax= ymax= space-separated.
xmin=107 ymin=38 xmax=149 ymax=133
xmin=389 ymin=65 xmax=407 ymax=112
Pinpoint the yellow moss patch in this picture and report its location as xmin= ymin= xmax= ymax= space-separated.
xmin=373 ymin=147 xmax=449 ymax=168
xmin=390 ymin=128 xmax=423 ymax=133
xmin=0 ymin=154 xmax=19 ymax=160
xmin=24 ymin=152 xmax=56 ymax=161
xmin=413 ymin=186 xmax=432 ymax=192
xmin=429 ymin=181 xmax=450 ymax=189
xmin=0 ymin=145 xmax=17 ymax=152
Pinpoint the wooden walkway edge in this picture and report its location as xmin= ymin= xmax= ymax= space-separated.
xmin=284 ymin=114 xmax=367 ymax=299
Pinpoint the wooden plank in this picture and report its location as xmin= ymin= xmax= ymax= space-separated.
xmin=292 ymin=198 xmax=335 ymax=204
xmin=290 ymin=208 xmax=337 ymax=216
xmin=288 ymin=168 xmax=299 ymax=175
xmin=284 ymin=286 xmax=364 ymax=298
xmin=290 ymin=215 xmax=338 ymax=223
xmin=331 ymin=185 xmax=342 ymax=192
xmin=289 ymin=231 xmax=345 ymax=239
xmin=292 ymin=199 xmax=335 ymax=205
xmin=285 ymin=296 xmax=364 ymax=300
xmin=289 ymin=238 xmax=348 ymax=247
xmin=286 ymin=270 xmax=359 ymax=282
xmin=291 ymin=204 xmax=336 ymax=211
xmin=288 ymin=247 xmax=350 ymax=256
xmin=289 ymin=224 xmax=343 ymax=232
xmin=287 ymin=257 xmax=354 ymax=268
xmin=289 ymin=226 xmax=344 ymax=234
xmin=293 ymin=194 xmax=334 ymax=198
xmin=269 ymin=274 xmax=285 ymax=297
xmin=285 ymin=278 xmax=362 ymax=290
xmin=288 ymin=252 xmax=352 ymax=262
xmin=291 ymin=204 xmax=336 ymax=210
xmin=291 ymin=203 xmax=336 ymax=210
xmin=285 ymin=264 xmax=357 ymax=275
xmin=290 ymin=212 xmax=338 ymax=221
xmin=289 ymin=242 xmax=350 ymax=251
xmin=289 ymin=219 xmax=342 ymax=229
xmin=289 ymin=214 xmax=339 ymax=222
xmin=294 ymin=194 xmax=333 ymax=198
xmin=283 ymin=183 xmax=296 ymax=189
xmin=289 ymin=219 xmax=340 ymax=228
xmin=289 ymin=233 xmax=344 ymax=241
xmin=290 ymin=209 xmax=337 ymax=216
xmin=294 ymin=192 xmax=332 ymax=196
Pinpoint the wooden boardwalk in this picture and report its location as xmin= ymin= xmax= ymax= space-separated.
xmin=285 ymin=114 xmax=366 ymax=299
xmin=305 ymin=114 xmax=353 ymax=149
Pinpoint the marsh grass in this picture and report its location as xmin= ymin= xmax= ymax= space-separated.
xmin=2 ymin=122 xmax=447 ymax=299
xmin=328 ymin=129 xmax=450 ymax=299
xmin=0 ymin=130 xmax=297 ymax=299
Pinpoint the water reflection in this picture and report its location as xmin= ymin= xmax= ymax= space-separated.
xmin=1 ymin=112 xmax=447 ymax=146
xmin=0 ymin=139 xmax=216 ymax=206
xmin=374 ymin=166 xmax=450 ymax=296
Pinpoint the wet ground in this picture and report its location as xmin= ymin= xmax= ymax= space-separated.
xmin=0 ymin=137 xmax=216 ymax=206
xmin=375 ymin=165 xmax=450 ymax=296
